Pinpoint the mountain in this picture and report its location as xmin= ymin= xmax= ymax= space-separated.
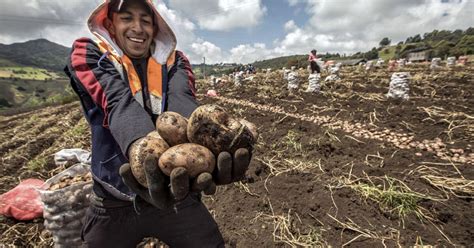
xmin=0 ymin=39 xmax=70 ymax=72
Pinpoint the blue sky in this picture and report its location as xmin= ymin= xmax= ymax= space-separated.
xmin=194 ymin=0 xmax=310 ymax=51
xmin=0 ymin=0 xmax=472 ymax=64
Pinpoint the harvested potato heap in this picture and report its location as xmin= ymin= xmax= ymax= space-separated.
xmin=39 ymin=163 xmax=93 ymax=248
xmin=130 ymin=105 xmax=258 ymax=187
xmin=48 ymin=173 xmax=92 ymax=191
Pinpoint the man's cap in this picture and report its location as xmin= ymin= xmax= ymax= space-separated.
xmin=108 ymin=0 xmax=154 ymax=17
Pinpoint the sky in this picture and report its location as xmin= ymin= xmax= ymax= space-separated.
xmin=0 ymin=0 xmax=472 ymax=64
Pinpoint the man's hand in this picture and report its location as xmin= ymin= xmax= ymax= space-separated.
xmin=120 ymin=147 xmax=251 ymax=209
xmin=214 ymin=148 xmax=251 ymax=185
xmin=120 ymin=155 xmax=216 ymax=209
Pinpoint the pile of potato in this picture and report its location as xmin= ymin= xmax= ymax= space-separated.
xmin=130 ymin=104 xmax=258 ymax=187
xmin=48 ymin=173 xmax=92 ymax=191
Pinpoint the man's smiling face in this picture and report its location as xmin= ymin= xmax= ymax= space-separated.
xmin=107 ymin=1 xmax=155 ymax=59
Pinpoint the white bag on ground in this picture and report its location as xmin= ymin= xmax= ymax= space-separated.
xmin=38 ymin=163 xmax=92 ymax=248
xmin=447 ymin=57 xmax=456 ymax=67
xmin=54 ymin=149 xmax=91 ymax=166
xmin=375 ymin=59 xmax=384 ymax=68
xmin=325 ymin=64 xmax=341 ymax=82
xmin=282 ymin=68 xmax=291 ymax=80
xmin=234 ymin=71 xmax=244 ymax=87
xmin=306 ymin=73 xmax=321 ymax=93
xmin=287 ymin=67 xmax=299 ymax=91
xmin=386 ymin=72 xmax=410 ymax=100
xmin=397 ymin=58 xmax=406 ymax=68
xmin=430 ymin=58 xmax=441 ymax=70
xmin=365 ymin=61 xmax=373 ymax=71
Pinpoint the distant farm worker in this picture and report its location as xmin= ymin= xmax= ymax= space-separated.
xmin=308 ymin=49 xmax=321 ymax=74
xmin=64 ymin=0 xmax=251 ymax=247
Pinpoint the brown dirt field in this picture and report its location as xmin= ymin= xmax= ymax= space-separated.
xmin=1 ymin=64 xmax=473 ymax=247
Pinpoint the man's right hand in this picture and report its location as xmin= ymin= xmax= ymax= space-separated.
xmin=119 ymin=155 xmax=189 ymax=209
xmin=120 ymin=155 xmax=216 ymax=209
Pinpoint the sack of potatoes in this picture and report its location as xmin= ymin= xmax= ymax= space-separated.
xmin=130 ymin=104 xmax=258 ymax=187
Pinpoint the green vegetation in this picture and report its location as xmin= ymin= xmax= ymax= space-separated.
xmin=0 ymin=39 xmax=69 ymax=71
xmin=0 ymin=78 xmax=76 ymax=111
xmin=193 ymin=64 xmax=235 ymax=78
xmin=27 ymin=157 xmax=48 ymax=171
xmin=0 ymin=67 xmax=60 ymax=80
xmin=378 ymin=28 xmax=474 ymax=60
xmin=350 ymin=176 xmax=429 ymax=220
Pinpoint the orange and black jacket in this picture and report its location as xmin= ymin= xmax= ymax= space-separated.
xmin=64 ymin=38 xmax=198 ymax=201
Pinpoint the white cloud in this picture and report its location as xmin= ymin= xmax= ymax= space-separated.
xmin=287 ymin=0 xmax=302 ymax=7
xmin=0 ymin=0 xmax=93 ymax=46
xmin=168 ymin=0 xmax=267 ymax=31
xmin=191 ymin=40 xmax=224 ymax=63
xmin=281 ymin=0 xmax=473 ymax=54
xmin=224 ymin=0 xmax=472 ymax=64
xmin=284 ymin=20 xmax=298 ymax=32
xmin=229 ymin=43 xmax=278 ymax=64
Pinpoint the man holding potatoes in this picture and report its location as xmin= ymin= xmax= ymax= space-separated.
xmin=64 ymin=0 xmax=252 ymax=247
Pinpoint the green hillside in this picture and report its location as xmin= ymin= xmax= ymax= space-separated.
xmin=0 ymin=67 xmax=61 ymax=80
xmin=0 ymin=39 xmax=70 ymax=72
xmin=0 ymin=78 xmax=75 ymax=110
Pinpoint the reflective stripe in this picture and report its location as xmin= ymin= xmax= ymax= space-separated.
xmin=96 ymin=40 xmax=176 ymax=115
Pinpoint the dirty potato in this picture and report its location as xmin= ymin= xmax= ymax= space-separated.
xmin=156 ymin=112 xmax=189 ymax=146
xmin=129 ymin=131 xmax=170 ymax=187
xmin=158 ymin=143 xmax=215 ymax=177
xmin=187 ymin=105 xmax=256 ymax=155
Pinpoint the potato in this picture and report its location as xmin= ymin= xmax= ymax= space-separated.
xmin=156 ymin=112 xmax=189 ymax=146
xmin=187 ymin=105 xmax=256 ymax=155
xmin=159 ymin=143 xmax=215 ymax=177
xmin=129 ymin=131 xmax=170 ymax=187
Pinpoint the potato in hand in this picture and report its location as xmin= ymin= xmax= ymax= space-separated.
xmin=159 ymin=143 xmax=215 ymax=177
xmin=156 ymin=112 xmax=189 ymax=146
xmin=129 ymin=131 xmax=169 ymax=187
xmin=187 ymin=105 xmax=256 ymax=155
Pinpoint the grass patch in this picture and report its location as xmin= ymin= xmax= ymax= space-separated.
xmin=331 ymin=175 xmax=438 ymax=226
xmin=27 ymin=157 xmax=47 ymax=171
xmin=277 ymin=130 xmax=303 ymax=153
xmin=0 ymin=67 xmax=59 ymax=80
xmin=256 ymin=201 xmax=327 ymax=247
xmin=351 ymin=176 xmax=425 ymax=219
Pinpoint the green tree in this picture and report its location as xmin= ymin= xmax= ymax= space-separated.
xmin=379 ymin=37 xmax=391 ymax=47
xmin=433 ymin=40 xmax=455 ymax=58
xmin=286 ymin=58 xmax=299 ymax=68
xmin=411 ymin=34 xmax=422 ymax=43
xmin=364 ymin=47 xmax=379 ymax=60
xmin=450 ymin=35 xmax=474 ymax=56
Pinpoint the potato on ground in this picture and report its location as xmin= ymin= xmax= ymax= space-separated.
xmin=159 ymin=143 xmax=215 ymax=177
xmin=187 ymin=104 xmax=256 ymax=155
xmin=129 ymin=131 xmax=170 ymax=187
xmin=156 ymin=111 xmax=189 ymax=146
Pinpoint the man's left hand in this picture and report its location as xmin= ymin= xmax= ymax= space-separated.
xmin=214 ymin=148 xmax=251 ymax=185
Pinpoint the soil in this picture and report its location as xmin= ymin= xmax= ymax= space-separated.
xmin=1 ymin=64 xmax=473 ymax=247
